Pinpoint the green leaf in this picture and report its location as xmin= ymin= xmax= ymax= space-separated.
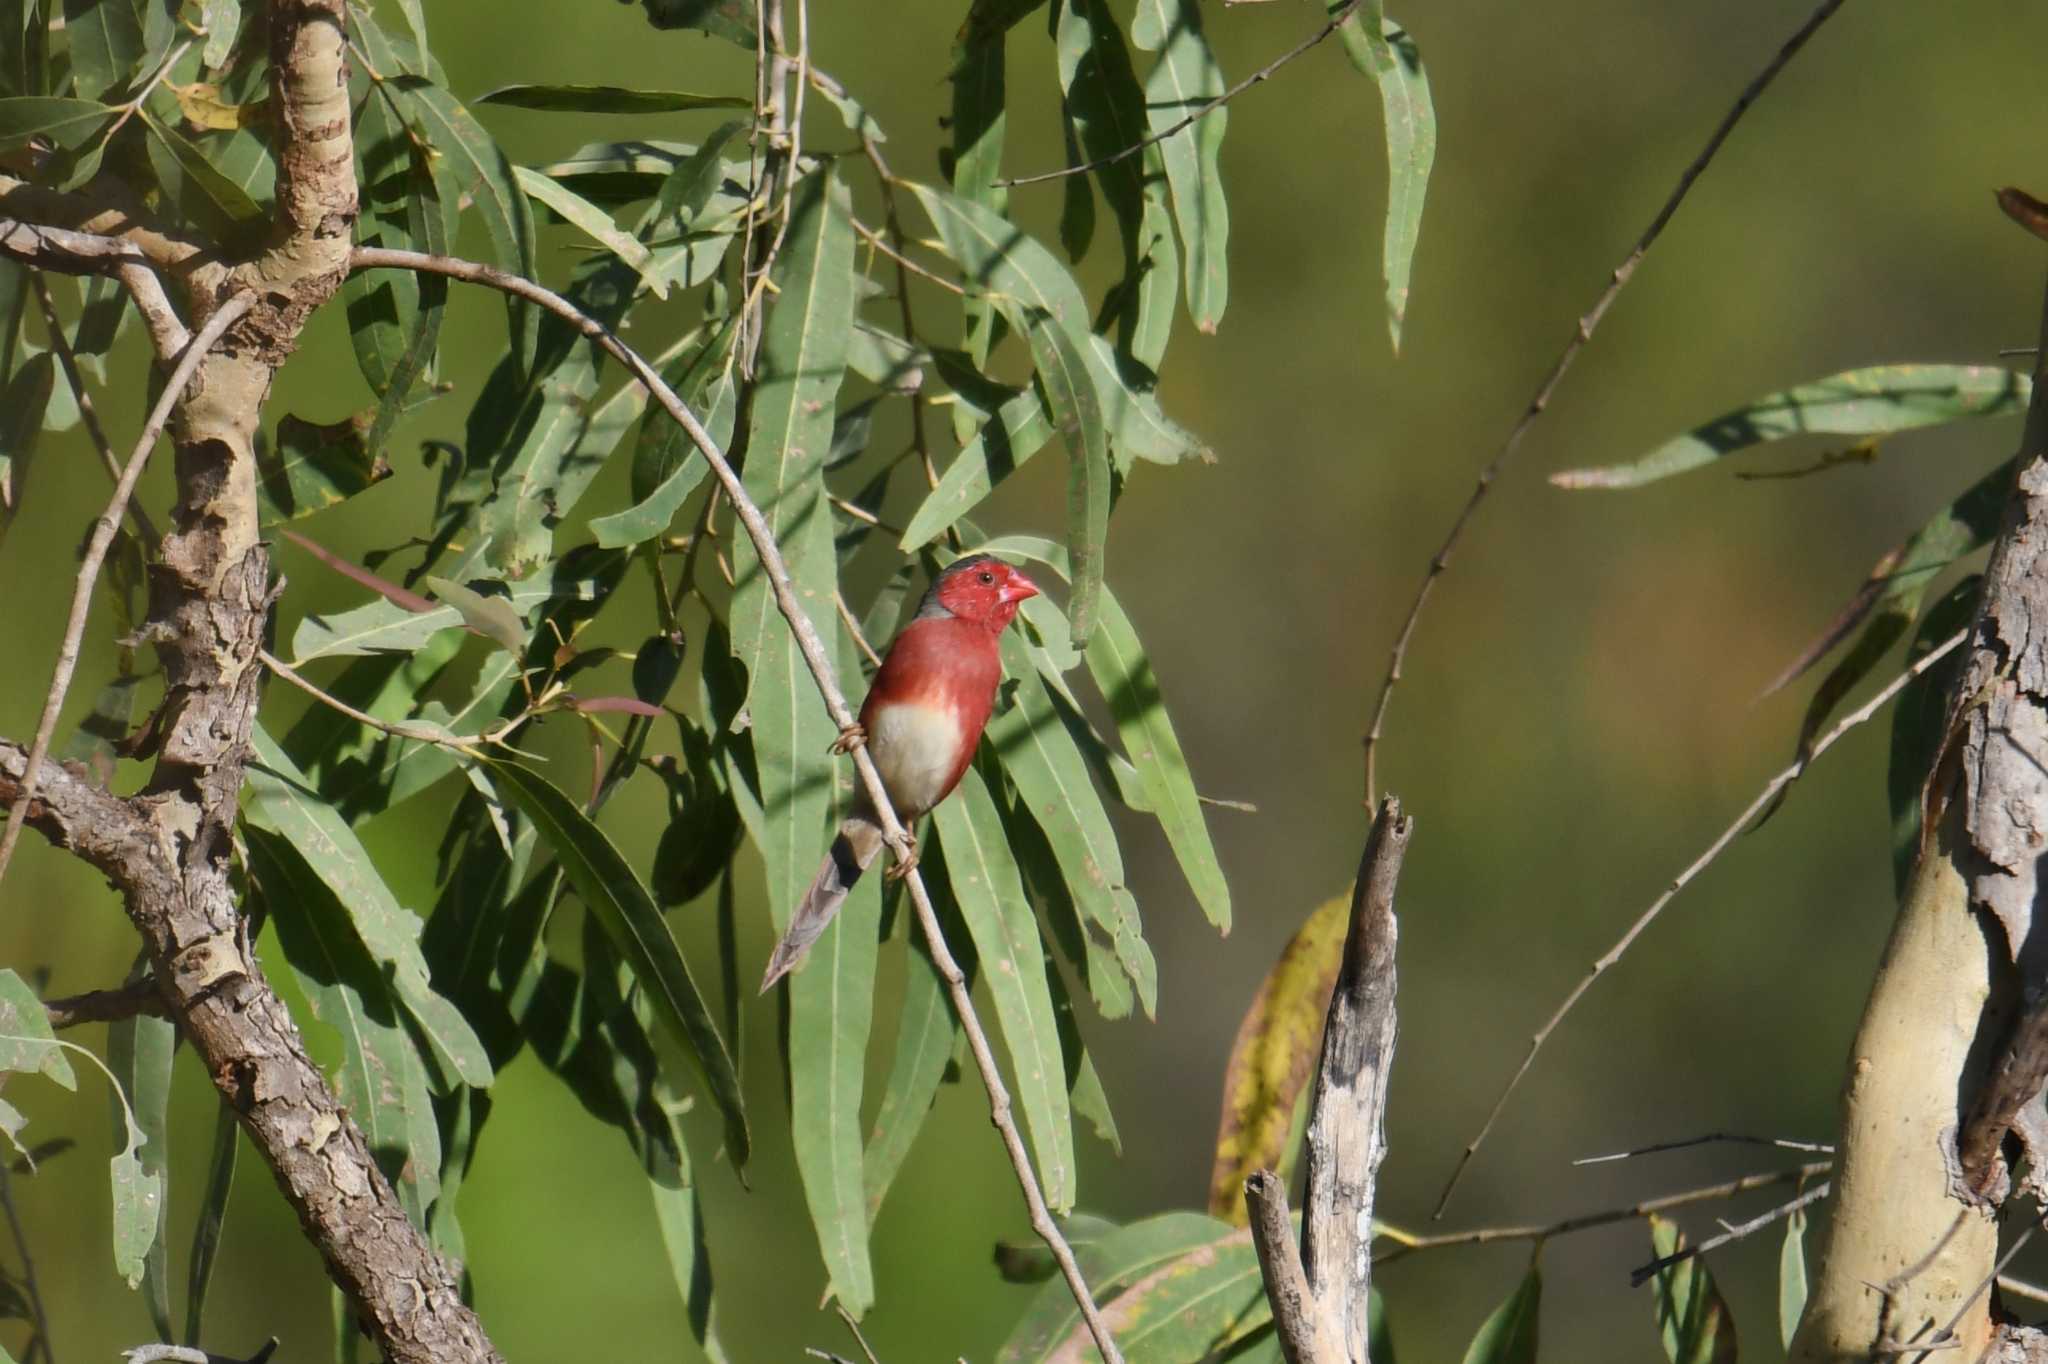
xmin=0 ymin=95 xmax=114 ymax=150
xmin=245 ymin=727 xmax=494 ymax=1090
xmin=1053 ymin=0 xmax=1161 ymax=350
xmin=591 ymin=329 xmax=735 ymax=549
xmin=862 ymin=918 xmax=961 ymax=1222
xmin=948 ymin=31 xmax=1007 ymax=386
xmin=109 ymin=1117 xmax=162 ymax=1292
xmin=386 ymin=75 xmax=539 ymax=380
xmin=183 ymin=1101 xmax=237 ymax=1347
xmin=645 ymin=1093 xmax=726 ymax=1361
xmin=0 ymin=969 xmax=74 ymax=1089
xmin=256 ymin=411 xmax=390 ymax=527
xmin=1009 ymin=317 xmax=1109 ymax=643
xmin=514 ymin=164 xmax=666 ymax=297
xmin=1780 ymin=1200 xmax=1808 ymax=1353
xmin=986 ymin=631 xmax=1149 ymax=1007
xmin=420 ymin=573 xmax=531 ymax=658
xmin=476 ymin=335 xmax=606 ymax=578
xmin=107 ymin=989 xmax=172 ymax=1332
xmin=1330 ymin=6 xmax=1435 ymax=350
xmin=346 ymin=87 xmax=450 ymax=452
xmin=931 ymin=764 xmax=1075 ymax=1211
xmin=994 ymin=1212 xmax=1122 ymax=1284
xmin=477 ymin=83 xmax=748 ymax=114
xmin=651 ymin=713 xmax=741 ymax=908
xmin=1648 ymin=1214 xmax=1737 ymax=1364
xmin=197 ymin=0 xmax=241 ymax=69
xmin=139 ymin=107 xmax=265 ymax=235
xmin=980 ymin=534 xmax=1231 ymax=930
xmin=1783 ymin=457 xmax=2008 ymax=755
xmin=899 ymin=380 xmax=1054 ymax=551
xmin=62 ymin=0 xmax=142 ymax=100
xmin=789 ymin=868 xmax=881 ymax=1314
xmin=245 ymin=823 xmax=442 ymax=1227
xmin=289 ymin=547 xmax=604 ymax=662
xmin=1889 ymin=576 xmax=1979 ymax=896
xmin=1553 ymin=364 xmax=2030 ymax=490
xmin=483 ymin=758 xmax=749 ymax=1166
xmin=1461 ymin=1263 xmax=1541 ymax=1364
xmin=1132 ymin=0 xmax=1229 ymax=333
xmin=910 ymin=182 xmax=1093 ymax=342
xmin=654 ymin=120 xmax=745 ymax=229
xmin=998 ymin=1211 xmax=1239 ymax=1362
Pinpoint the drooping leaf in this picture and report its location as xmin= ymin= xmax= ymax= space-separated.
xmin=346 ymin=85 xmax=451 ymax=446
xmin=245 ymin=823 xmax=442 ymax=1227
xmin=1461 ymin=1263 xmax=1541 ymax=1364
xmin=477 ymin=83 xmax=748 ymax=114
xmin=384 ymin=74 xmax=539 ymax=379
xmin=1648 ymin=1215 xmax=1737 ymax=1364
xmin=0 ymin=350 xmax=53 ymax=550
xmin=513 ymin=164 xmax=667 ymax=296
xmin=591 ymin=323 xmax=737 ymax=550
xmin=183 ymin=1100 xmax=237 ymax=1346
xmin=0 ymin=970 xmax=75 ymax=1089
xmin=980 ymin=534 xmax=1231 ymax=930
xmin=1330 ymin=5 xmax=1435 ymax=350
xmin=644 ymin=1089 xmax=726 ymax=1360
xmin=1132 ymin=0 xmax=1229 ymax=333
xmin=420 ymin=573 xmax=531 ymax=658
xmin=862 ymin=904 xmax=964 ymax=1222
xmin=948 ymin=30 xmax=1007 ymax=387
xmin=1022 ymin=315 xmax=1112 ymax=643
xmin=1779 ymin=1200 xmax=1808 ymax=1353
xmin=256 ymin=411 xmax=389 ymax=527
xmin=1782 ymin=457 xmax=2008 ymax=754
xmin=1553 ymin=364 xmax=2030 ymax=490
xmin=998 ymin=1211 xmax=1240 ymax=1362
xmin=139 ymin=107 xmax=265 ymax=238
xmin=245 ymin=727 xmax=494 ymax=1090
xmin=788 ymin=866 xmax=881 ymax=1314
xmin=483 ymin=758 xmax=749 ymax=1166
xmin=931 ymin=764 xmax=1075 ymax=1212
xmin=650 ymin=712 xmax=740 ymax=908
xmin=106 ymin=983 xmax=173 ymax=1333
xmin=899 ymin=379 xmax=1054 ymax=551
xmin=1209 ymin=893 xmax=1349 ymax=1223
xmin=1888 ymin=577 xmax=1980 ymax=896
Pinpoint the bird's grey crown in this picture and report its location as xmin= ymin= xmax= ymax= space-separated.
xmin=911 ymin=554 xmax=1006 ymax=622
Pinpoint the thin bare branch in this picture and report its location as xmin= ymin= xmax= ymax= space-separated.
xmin=44 ymin=977 xmax=168 ymax=1030
xmin=1246 ymin=1170 xmax=1345 ymax=1364
xmin=1629 ymin=1179 xmax=1831 ymax=1286
xmin=1377 ymin=1161 xmax=1830 ymax=1264
xmin=349 ymin=243 xmax=1129 ymax=1364
xmin=1363 ymin=0 xmax=1854 ymax=806
xmin=1433 ymin=623 xmax=1962 ymax=1219
xmin=27 ymin=272 xmax=160 ymax=546
xmin=1575 ymin=1132 xmax=1833 ymax=1165
xmin=0 ymin=291 xmax=253 ymax=897
xmin=258 ymin=649 xmax=471 ymax=750
xmin=999 ymin=0 xmax=1361 ymax=189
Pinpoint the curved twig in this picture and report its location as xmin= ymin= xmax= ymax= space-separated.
xmin=349 ymin=244 xmax=1129 ymax=1363
xmin=1362 ymin=0 xmax=1854 ymax=805
xmin=0 ymin=292 xmax=253 ymax=895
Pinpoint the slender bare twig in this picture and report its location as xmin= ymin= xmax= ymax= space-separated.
xmin=0 ymin=292 xmax=253 ymax=896
xmin=1432 ymin=623 xmax=1960 ymax=1219
xmin=832 ymin=1301 xmax=882 ymax=1364
xmin=1996 ymin=1274 xmax=2048 ymax=1307
xmin=1362 ymin=0 xmax=1854 ymax=806
xmin=0 ymin=1155 xmax=52 ymax=1364
xmin=1629 ymin=1179 xmax=1831 ymax=1286
xmin=1906 ymin=1224 xmax=2036 ymax=1363
xmin=348 ymin=245 xmax=1128 ymax=1363
xmin=1575 ymin=1132 xmax=1833 ymax=1165
xmin=828 ymin=492 xmax=900 ymax=536
xmin=44 ymin=977 xmax=168 ymax=1029
xmin=122 ymin=1341 xmax=277 ymax=1364
xmin=848 ymin=212 xmax=969 ymax=300
xmin=999 ymin=0 xmax=1362 ymax=189
xmin=258 ymin=649 xmax=472 ymax=749
xmin=835 ymin=592 xmax=883 ymax=668
xmin=28 ymin=273 xmax=160 ymax=546
xmin=1376 ymin=1161 xmax=1830 ymax=1264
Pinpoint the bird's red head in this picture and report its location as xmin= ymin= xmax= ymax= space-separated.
xmin=923 ymin=554 xmax=1040 ymax=632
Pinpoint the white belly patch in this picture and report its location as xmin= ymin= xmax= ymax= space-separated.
xmin=869 ymin=700 xmax=966 ymax=817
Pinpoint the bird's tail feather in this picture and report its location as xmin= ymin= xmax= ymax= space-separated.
xmin=760 ymin=815 xmax=886 ymax=991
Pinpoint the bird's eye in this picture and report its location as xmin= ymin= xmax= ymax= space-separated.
xmin=977 ymin=570 xmax=995 ymax=585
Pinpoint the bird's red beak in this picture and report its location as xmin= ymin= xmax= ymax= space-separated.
xmin=999 ymin=572 xmax=1041 ymax=605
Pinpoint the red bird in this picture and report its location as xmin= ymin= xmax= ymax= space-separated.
xmin=760 ymin=554 xmax=1041 ymax=990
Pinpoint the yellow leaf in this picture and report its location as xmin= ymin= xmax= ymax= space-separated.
xmin=170 ymin=82 xmax=261 ymax=132
xmin=1207 ymin=892 xmax=1350 ymax=1224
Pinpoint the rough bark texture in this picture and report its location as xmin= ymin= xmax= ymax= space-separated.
xmin=1792 ymin=273 xmax=2048 ymax=1361
xmin=1297 ymin=800 xmax=1410 ymax=1364
xmin=0 ymin=3 xmax=501 ymax=1360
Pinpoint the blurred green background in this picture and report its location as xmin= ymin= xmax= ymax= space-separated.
xmin=6 ymin=0 xmax=2046 ymax=1359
